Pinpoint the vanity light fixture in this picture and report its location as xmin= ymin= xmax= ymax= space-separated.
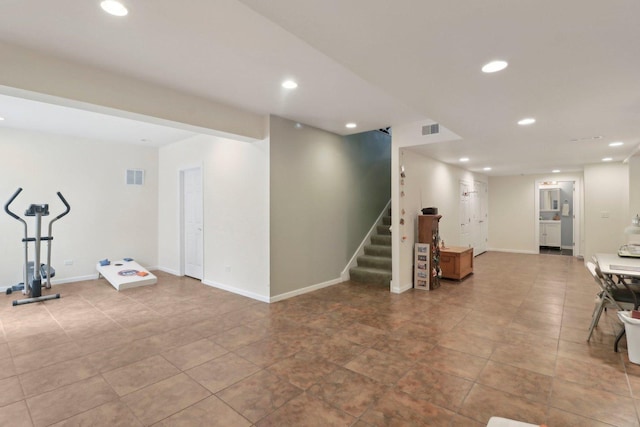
xmin=100 ymin=0 xmax=128 ymax=16
xmin=281 ymin=80 xmax=298 ymax=89
xmin=345 ymin=123 xmax=357 ymax=129
xmin=571 ymin=135 xmax=603 ymax=142
xmin=518 ymin=118 xmax=536 ymax=126
xmin=483 ymin=167 xmax=492 ymax=171
xmin=609 ymin=141 xmax=624 ymax=147
xmin=602 ymin=157 xmax=613 ymax=162
xmin=482 ymin=60 xmax=508 ymax=73
xmin=459 ymin=157 xmax=469 ymax=162
xmin=552 ymin=169 xmax=561 ymax=173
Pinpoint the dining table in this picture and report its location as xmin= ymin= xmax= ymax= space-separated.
xmin=594 ymin=253 xmax=640 ymax=352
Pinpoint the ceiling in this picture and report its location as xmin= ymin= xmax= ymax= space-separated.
xmin=0 ymin=0 xmax=638 ymax=175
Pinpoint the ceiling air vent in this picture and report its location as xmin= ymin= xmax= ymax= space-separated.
xmin=422 ymin=123 xmax=440 ymax=136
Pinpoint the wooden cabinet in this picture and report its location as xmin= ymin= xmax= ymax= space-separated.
xmin=417 ymin=215 xmax=442 ymax=290
xmin=440 ymin=246 xmax=473 ymax=280
xmin=540 ymin=221 xmax=561 ymax=248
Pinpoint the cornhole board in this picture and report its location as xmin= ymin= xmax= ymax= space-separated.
xmin=486 ymin=417 xmax=538 ymax=427
xmin=96 ymin=259 xmax=157 ymax=291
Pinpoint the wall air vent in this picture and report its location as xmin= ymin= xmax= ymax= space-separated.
xmin=126 ymin=169 xmax=145 ymax=185
xmin=422 ymin=123 xmax=440 ymax=136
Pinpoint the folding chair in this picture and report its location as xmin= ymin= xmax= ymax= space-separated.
xmin=613 ymin=276 xmax=640 ymax=353
xmin=586 ymin=261 xmax=635 ymax=341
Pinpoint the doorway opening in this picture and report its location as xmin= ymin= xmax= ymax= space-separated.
xmin=536 ymin=180 xmax=579 ymax=257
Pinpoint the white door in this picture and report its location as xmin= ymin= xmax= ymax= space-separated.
xmin=475 ymin=181 xmax=488 ymax=255
xmin=459 ymin=181 xmax=472 ymax=248
xmin=183 ymin=167 xmax=203 ymax=279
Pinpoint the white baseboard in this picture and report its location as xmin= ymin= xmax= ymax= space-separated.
xmin=0 ymin=273 xmax=100 ymax=293
xmin=50 ymin=274 xmax=99 ymax=285
xmin=487 ymin=247 xmax=538 ymax=255
xmin=270 ymin=277 xmax=343 ymax=303
xmin=391 ymin=282 xmax=413 ymax=294
xmin=202 ymin=279 xmax=270 ymax=303
xmin=155 ymin=266 xmax=180 ymax=276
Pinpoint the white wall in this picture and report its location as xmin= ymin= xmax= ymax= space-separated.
xmin=630 ymin=156 xmax=640 ymax=219
xmin=487 ymin=175 xmax=536 ymax=253
xmin=0 ymin=127 xmax=158 ymax=287
xmin=487 ymin=173 xmax=584 ymax=255
xmin=158 ymin=134 xmax=270 ymax=301
xmin=584 ymin=162 xmax=629 ymax=261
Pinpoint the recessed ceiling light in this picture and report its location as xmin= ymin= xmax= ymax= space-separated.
xmin=482 ymin=60 xmax=508 ymax=73
xmin=602 ymin=157 xmax=613 ymax=162
xmin=518 ymin=118 xmax=536 ymax=126
xmin=345 ymin=123 xmax=357 ymax=129
xmin=0 ymin=116 xmax=5 ymax=121
xmin=609 ymin=141 xmax=624 ymax=147
xmin=552 ymin=169 xmax=560 ymax=173
xmin=483 ymin=167 xmax=492 ymax=171
xmin=459 ymin=157 xmax=469 ymax=162
xmin=282 ymin=80 xmax=298 ymax=89
xmin=100 ymin=0 xmax=128 ymax=16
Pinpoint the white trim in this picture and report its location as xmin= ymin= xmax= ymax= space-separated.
xmin=156 ymin=266 xmax=180 ymax=276
xmin=270 ymin=277 xmax=343 ymax=303
xmin=0 ymin=273 xmax=102 ymax=292
xmin=179 ymin=164 xmax=204 ymax=279
xmin=487 ymin=247 xmax=538 ymax=255
xmin=52 ymin=274 xmax=101 ymax=284
xmin=202 ymin=279 xmax=270 ymax=303
xmin=391 ymin=281 xmax=413 ymax=294
xmin=340 ymin=199 xmax=391 ymax=280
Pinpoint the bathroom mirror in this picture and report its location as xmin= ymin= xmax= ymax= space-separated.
xmin=540 ymin=188 xmax=560 ymax=211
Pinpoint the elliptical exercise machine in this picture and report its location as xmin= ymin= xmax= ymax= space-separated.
xmin=4 ymin=188 xmax=71 ymax=306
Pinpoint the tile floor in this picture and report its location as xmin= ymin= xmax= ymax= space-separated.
xmin=0 ymin=252 xmax=639 ymax=426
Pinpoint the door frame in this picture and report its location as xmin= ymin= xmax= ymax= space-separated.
xmin=474 ymin=180 xmax=488 ymax=255
xmin=534 ymin=178 xmax=581 ymax=257
xmin=179 ymin=165 xmax=204 ymax=278
xmin=459 ymin=180 xmax=472 ymax=249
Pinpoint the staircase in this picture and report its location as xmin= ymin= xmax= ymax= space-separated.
xmin=349 ymin=212 xmax=392 ymax=285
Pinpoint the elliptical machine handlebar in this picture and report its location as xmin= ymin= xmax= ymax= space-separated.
xmin=45 ymin=191 xmax=70 ymax=290
xmin=4 ymin=188 xmax=70 ymax=222
xmin=4 ymin=187 xmax=25 ymax=222
xmin=54 ymin=192 xmax=71 ymax=220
